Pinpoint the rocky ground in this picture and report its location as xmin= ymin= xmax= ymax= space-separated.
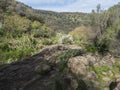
xmin=0 ymin=45 xmax=120 ymax=90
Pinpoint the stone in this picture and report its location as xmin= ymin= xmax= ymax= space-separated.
xmin=35 ymin=63 xmax=51 ymax=75
xmin=102 ymin=72 xmax=107 ymax=75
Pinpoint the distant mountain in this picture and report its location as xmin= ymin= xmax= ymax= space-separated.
xmin=0 ymin=0 xmax=92 ymax=32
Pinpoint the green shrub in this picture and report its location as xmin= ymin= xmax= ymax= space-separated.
xmin=57 ymin=33 xmax=74 ymax=44
xmin=0 ymin=42 xmax=10 ymax=51
xmin=86 ymin=44 xmax=97 ymax=53
xmin=93 ymin=19 xmax=120 ymax=55
xmin=57 ymin=49 xmax=84 ymax=72
xmin=0 ymin=48 xmax=33 ymax=64
xmin=113 ymin=62 xmax=120 ymax=70
xmin=42 ymin=39 xmax=53 ymax=45
xmin=69 ymin=26 xmax=94 ymax=46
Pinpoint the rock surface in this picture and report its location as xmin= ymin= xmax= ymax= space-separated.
xmin=68 ymin=53 xmax=120 ymax=90
xmin=0 ymin=45 xmax=120 ymax=90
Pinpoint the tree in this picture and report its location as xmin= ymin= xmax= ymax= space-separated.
xmin=0 ymin=0 xmax=14 ymax=11
xmin=2 ymin=14 xmax=31 ymax=37
xmin=96 ymin=4 xmax=101 ymax=13
xmin=90 ymin=9 xmax=96 ymax=26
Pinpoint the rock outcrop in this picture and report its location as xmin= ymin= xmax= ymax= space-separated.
xmin=0 ymin=45 xmax=120 ymax=90
xmin=68 ymin=54 xmax=120 ymax=90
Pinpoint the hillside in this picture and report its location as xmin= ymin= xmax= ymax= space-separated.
xmin=0 ymin=0 xmax=91 ymax=32
xmin=1 ymin=0 xmax=119 ymax=33
xmin=0 ymin=0 xmax=120 ymax=63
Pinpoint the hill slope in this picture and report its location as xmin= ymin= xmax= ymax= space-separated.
xmin=0 ymin=0 xmax=92 ymax=32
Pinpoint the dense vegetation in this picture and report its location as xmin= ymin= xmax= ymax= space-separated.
xmin=0 ymin=0 xmax=92 ymax=32
xmin=0 ymin=0 xmax=120 ymax=64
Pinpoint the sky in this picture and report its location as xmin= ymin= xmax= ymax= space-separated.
xmin=17 ymin=0 xmax=120 ymax=12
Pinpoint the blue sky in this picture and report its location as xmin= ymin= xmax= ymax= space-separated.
xmin=17 ymin=0 xmax=120 ymax=12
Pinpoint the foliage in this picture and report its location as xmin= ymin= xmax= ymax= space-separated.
xmin=86 ymin=44 xmax=98 ymax=53
xmin=113 ymin=62 xmax=120 ymax=70
xmin=89 ymin=65 xmax=111 ymax=89
xmin=0 ymin=0 xmax=92 ymax=32
xmin=69 ymin=26 xmax=94 ymax=47
xmin=56 ymin=33 xmax=74 ymax=44
xmin=52 ymin=49 xmax=84 ymax=90
xmin=96 ymin=19 xmax=120 ymax=55
xmin=57 ymin=49 xmax=84 ymax=72
xmin=0 ymin=0 xmax=120 ymax=64
xmin=0 ymin=35 xmax=36 ymax=63
xmin=31 ymin=21 xmax=56 ymax=38
xmin=0 ymin=13 xmax=56 ymax=64
xmin=1 ymin=14 xmax=31 ymax=38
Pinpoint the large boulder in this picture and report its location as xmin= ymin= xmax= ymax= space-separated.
xmin=68 ymin=53 xmax=120 ymax=90
xmin=0 ymin=45 xmax=82 ymax=90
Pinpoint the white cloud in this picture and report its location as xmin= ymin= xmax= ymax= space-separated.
xmin=59 ymin=0 xmax=119 ymax=12
xmin=18 ymin=0 xmax=75 ymax=5
xmin=17 ymin=0 xmax=120 ymax=12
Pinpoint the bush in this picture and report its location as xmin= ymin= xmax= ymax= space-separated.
xmin=94 ymin=19 xmax=120 ymax=55
xmin=57 ymin=33 xmax=74 ymax=44
xmin=0 ymin=42 xmax=10 ymax=51
xmin=86 ymin=44 xmax=97 ymax=53
xmin=0 ymin=35 xmax=39 ymax=64
xmin=0 ymin=48 xmax=33 ymax=64
xmin=42 ymin=39 xmax=53 ymax=45
xmin=2 ymin=14 xmax=31 ymax=38
xmin=69 ymin=26 xmax=95 ymax=47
